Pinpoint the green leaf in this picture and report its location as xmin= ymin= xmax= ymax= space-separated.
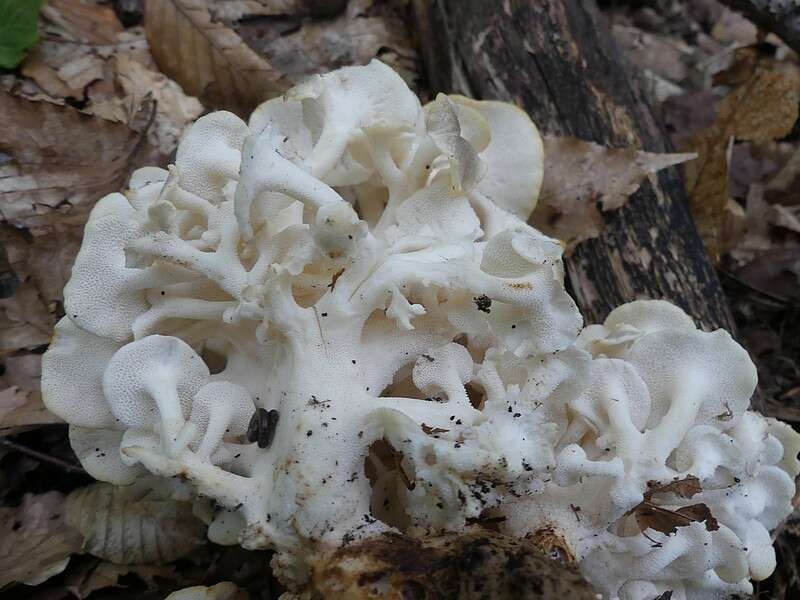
xmin=0 ymin=0 xmax=43 ymax=70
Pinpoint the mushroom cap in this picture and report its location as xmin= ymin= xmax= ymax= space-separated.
xmin=189 ymin=381 xmax=254 ymax=438
xmin=174 ymin=111 xmax=249 ymax=204
xmin=625 ymin=328 xmax=757 ymax=428
xmin=449 ymin=95 xmax=544 ymax=220
xmin=411 ymin=342 xmax=474 ymax=395
xmin=69 ymin=426 xmax=144 ymax=485
xmin=568 ymin=357 xmax=652 ymax=435
xmin=577 ymin=300 xmax=697 ymax=358
xmin=42 ymin=317 xmax=122 ymax=429
xmin=63 ymin=193 xmax=148 ymax=342
xmin=102 ymin=335 xmax=210 ymax=431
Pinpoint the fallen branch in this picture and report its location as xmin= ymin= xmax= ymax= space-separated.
xmin=0 ymin=437 xmax=85 ymax=475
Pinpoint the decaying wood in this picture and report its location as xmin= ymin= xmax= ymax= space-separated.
xmin=412 ymin=0 xmax=735 ymax=332
xmin=307 ymin=527 xmax=595 ymax=600
xmin=719 ymin=0 xmax=800 ymax=56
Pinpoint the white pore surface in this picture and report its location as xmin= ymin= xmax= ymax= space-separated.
xmin=42 ymin=60 xmax=800 ymax=597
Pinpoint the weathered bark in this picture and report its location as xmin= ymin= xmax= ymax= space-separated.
xmin=412 ymin=0 xmax=735 ymax=332
xmin=719 ymin=0 xmax=800 ymax=56
xmin=308 ymin=527 xmax=595 ymax=599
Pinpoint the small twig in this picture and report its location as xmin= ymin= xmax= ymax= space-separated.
xmin=38 ymin=35 xmax=145 ymax=48
xmin=0 ymin=437 xmax=86 ymax=475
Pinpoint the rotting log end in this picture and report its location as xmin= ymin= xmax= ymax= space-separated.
xmin=307 ymin=527 xmax=596 ymax=599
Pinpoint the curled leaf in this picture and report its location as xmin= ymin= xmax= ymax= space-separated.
xmin=625 ymin=476 xmax=718 ymax=540
xmin=684 ymin=46 xmax=800 ymax=260
xmin=66 ymin=482 xmax=206 ymax=564
xmin=644 ymin=475 xmax=702 ymax=501
xmin=633 ymin=501 xmax=720 ymax=537
xmin=42 ymin=0 xmax=123 ymax=44
xmin=0 ymin=92 xmax=146 ymax=404
xmin=166 ymin=582 xmax=249 ymax=600
xmin=0 ymin=91 xmax=144 ymax=224
xmin=421 ymin=423 xmax=450 ymax=435
xmin=0 ymin=491 xmax=82 ymax=586
xmin=1 ymin=354 xmax=63 ymax=434
xmin=145 ymin=0 xmax=288 ymax=116
xmin=531 ymin=136 xmax=695 ymax=250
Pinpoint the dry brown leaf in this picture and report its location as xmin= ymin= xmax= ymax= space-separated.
xmin=721 ymin=72 xmax=800 ymax=143
xmin=0 ymin=491 xmax=83 ymax=586
xmin=234 ymin=0 xmax=420 ymax=91
xmin=711 ymin=8 xmax=759 ymax=47
xmin=1 ymin=208 xmax=87 ymax=314
xmin=609 ymin=23 xmax=691 ymax=103
xmin=114 ymin=54 xmax=205 ymax=157
xmin=612 ymin=24 xmax=692 ymax=85
xmin=769 ymin=204 xmax=800 ymax=234
xmin=766 ymin=146 xmax=800 ymax=205
xmin=145 ymin=0 xmax=288 ymax=116
xmin=21 ymin=55 xmax=81 ymax=99
xmin=644 ymin=476 xmax=702 ymax=501
xmin=208 ymin=1 xmax=280 ymax=20
xmin=674 ymin=504 xmax=720 ymax=530
xmin=0 ymin=92 xmax=145 ymax=225
xmin=0 ymin=93 xmax=146 ymax=375
xmin=737 ymin=246 xmax=800 ymax=300
xmin=63 ymin=560 xmax=134 ymax=599
xmin=66 ymin=482 xmax=207 ymax=565
xmin=683 ymin=130 xmax=735 ymax=260
xmin=0 ymin=393 xmax=62 ymax=433
xmin=632 ymin=502 xmax=715 ymax=538
xmin=684 ymin=48 xmax=800 ymax=260
xmin=711 ymin=45 xmax=771 ymax=89
xmin=56 ymin=54 xmax=106 ymax=92
xmin=0 ymin=354 xmax=61 ymax=433
xmin=0 ymin=281 xmax=53 ymax=352
xmin=2 ymin=42 xmax=194 ymax=426
xmin=23 ymin=22 xmax=203 ymax=165
xmin=0 ymin=386 xmax=29 ymax=424
xmin=0 ymin=486 xmax=197 ymax=590
xmin=63 ymin=559 xmax=181 ymax=599
xmin=41 ymin=0 xmax=124 ymax=44
xmin=615 ymin=476 xmax=720 ymax=541
xmin=530 ymin=136 xmax=695 ymax=250
xmin=625 ymin=475 xmax=719 ymax=541
xmin=420 ymin=423 xmax=449 ymax=435
xmin=16 ymin=37 xmax=115 ymax=109
xmin=0 ymin=208 xmax=88 ymax=383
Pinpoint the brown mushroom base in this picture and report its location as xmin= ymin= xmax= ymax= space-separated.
xmin=306 ymin=526 xmax=596 ymax=599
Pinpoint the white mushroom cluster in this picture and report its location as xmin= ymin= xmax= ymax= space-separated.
xmin=42 ymin=60 xmax=800 ymax=598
